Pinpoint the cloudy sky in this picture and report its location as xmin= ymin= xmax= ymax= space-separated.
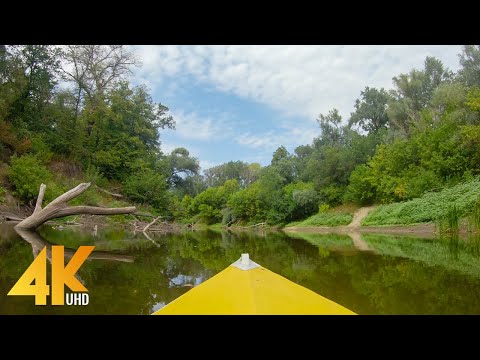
xmin=130 ymin=45 xmax=463 ymax=171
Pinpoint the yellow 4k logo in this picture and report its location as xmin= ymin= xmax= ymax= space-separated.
xmin=8 ymin=246 xmax=94 ymax=305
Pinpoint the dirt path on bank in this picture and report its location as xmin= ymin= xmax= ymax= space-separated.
xmin=347 ymin=206 xmax=376 ymax=228
xmin=283 ymin=206 xmax=437 ymax=237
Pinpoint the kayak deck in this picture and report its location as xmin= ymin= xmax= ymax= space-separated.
xmin=153 ymin=254 xmax=356 ymax=315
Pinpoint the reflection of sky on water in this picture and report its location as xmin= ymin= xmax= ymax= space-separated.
xmin=152 ymin=301 xmax=166 ymax=312
xmin=169 ymin=274 xmax=206 ymax=287
xmin=153 ymin=275 xmax=206 ymax=312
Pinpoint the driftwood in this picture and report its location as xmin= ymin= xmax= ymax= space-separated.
xmin=143 ymin=216 xmax=162 ymax=232
xmin=242 ymin=222 xmax=266 ymax=228
xmin=15 ymin=183 xmax=136 ymax=230
xmin=1 ymin=213 xmax=25 ymax=222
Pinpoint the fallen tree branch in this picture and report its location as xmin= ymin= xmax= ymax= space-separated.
xmin=1 ymin=213 xmax=26 ymax=222
xmin=95 ymin=185 xmax=123 ymax=198
xmin=143 ymin=216 xmax=162 ymax=232
xmin=33 ymin=183 xmax=46 ymax=214
xmin=16 ymin=183 xmax=136 ymax=230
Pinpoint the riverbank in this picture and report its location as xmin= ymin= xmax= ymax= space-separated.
xmin=283 ymin=205 xmax=437 ymax=237
xmin=283 ymin=223 xmax=437 ymax=238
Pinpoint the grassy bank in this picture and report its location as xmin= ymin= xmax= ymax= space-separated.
xmin=363 ymin=177 xmax=480 ymax=226
xmin=286 ymin=205 xmax=355 ymax=227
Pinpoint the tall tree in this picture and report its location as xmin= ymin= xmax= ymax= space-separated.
xmin=203 ymin=161 xmax=259 ymax=188
xmin=80 ymin=82 xmax=175 ymax=179
xmin=387 ymin=56 xmax=451 ymax=138
xmin=165 ymin=147 xmax=200 ymax=191
xmin=458 ymin=45 xmax=480 ymax=87
xmin=60 ymin=45 xmax=140 ymax=118
xmin=349 ymin=87 xmax=390 ymax=134
xmin=316 ymin=108 xmax=344 ymax=145
xmin=9 ymin=45 xmax=61 ymax=132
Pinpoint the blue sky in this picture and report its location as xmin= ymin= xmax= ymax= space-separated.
xmin=130 ymin=45 xmax=463 ymax=171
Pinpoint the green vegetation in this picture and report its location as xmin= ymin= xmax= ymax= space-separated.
xmin=363 ymin=178 xmax=480 ymax=226
xmin=0 ymin=185 xmax=5 ymax=204
xmin=287 ymin=212 xmax=352 ymax=227
xmin=2 ymin=45 xmax=480 ymax=227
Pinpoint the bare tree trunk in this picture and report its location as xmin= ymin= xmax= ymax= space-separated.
xmin=15 ymin=183 xmax=136 ymax=230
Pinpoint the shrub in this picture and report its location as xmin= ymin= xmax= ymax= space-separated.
xmin=30 ymin=135 xmax=53 ymax=163
xmin=288 ymin=212 xmax=353 ymax=227
xmin=123 ymin=168 xmax=169 ymax=209
xmin=0 ymin=185 xmax=6 ymax=204
xmin=8 ymin=154 xmax=59 ymax=203
xmin=363 ymin=177 xmax=480 ymax=226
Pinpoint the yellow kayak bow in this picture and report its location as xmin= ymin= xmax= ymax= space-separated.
xmin=153 ymin=254 xmax=356 ymax=315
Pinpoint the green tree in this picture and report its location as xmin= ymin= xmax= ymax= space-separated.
xmin=164 ymin=147 xmax=200 ymax=194
xmin=316 ymin=108 xmax=343 ymax=145
xmin=458 ymin=45 xmax=480 ymax=87
xmin=123 ymin=168 xmax=169 ymax=210
xmin=189 ymin=179 xmax=240 ymax=224
xmin=387 ymin=56 xmax=452 ymax=138
xmin=203 ymin=161 xmax=260 ymax=188
xmin=80 ymin=82 xmax=174 ymax=180
xmin=349 ymin=87 xmax=390 ymax=134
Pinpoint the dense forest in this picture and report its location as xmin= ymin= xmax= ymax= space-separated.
xmin=1 ymin=45 xmax=480 ymax=227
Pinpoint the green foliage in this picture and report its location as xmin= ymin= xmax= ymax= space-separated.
xmin=283 ymin=181 xmax=318 ymax=221
xmin=84 ymin=164 xmax=108 ymax=188
xmin=288 ymin=212 xmax=353 ymax=227
xmin=123 ymin=168 xmax=169 ymax=210
xmin=468 ymin=201 xmax=480 ymax=233
xmin=459 ymin=45 xmax=480 ymax=87
xmin=30 ymin=134 xmax=53 ymax=163
xmin=466 ymin=87 xmax=480 ymax=113
xmin=190 ymin=179 xmax=240 ymax=224
xmin=345 ymin=164 xmax=376 ymax=204
xmin=363 ymin=177 xmax=480 ymax=226
xmin=227 ymin=182 xmax=266 ymax=224
xmin=221 ymin=207 xmax=236 ymax=225
xmin=204 ymin=160 xmax=260 ymax=188
xmin=318 ymin=203 xmax=330 ymax=213
xmin=0 ymin=185 xmax=5 ymax=204
xmin=438 ymin=205 xmax=461 ymax=235
xmin=387 ymin=56 xmax=452 ymax=138
xmin=349 ymin=87 xmax=390 ymax=133
xmin=348 ymin=121 xmax=480 ymax=204
xmin=8 ymin=154 xmax=59 ymax=203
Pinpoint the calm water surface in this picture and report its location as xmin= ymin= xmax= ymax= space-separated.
xmin=1 ymin=223 xmax=480 ymax=314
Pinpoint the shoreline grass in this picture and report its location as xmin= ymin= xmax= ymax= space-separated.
xmin=363 ymin=177 xmax=480 ymax=226
xmin=286 ymin=212 xmax=353 ymax=227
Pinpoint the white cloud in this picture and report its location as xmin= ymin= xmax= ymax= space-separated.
xmin=168 ymin=109 xmax=233 ymax=141
xmin=235 ymin=119 xmax=320 ymax=165
xmin=133 ymin=45 xmax=462 ymax=121
xmin=158 ymin=142 xmax=178 ymax=155
xmin=199 ymin=160 xmax=221 ymax=172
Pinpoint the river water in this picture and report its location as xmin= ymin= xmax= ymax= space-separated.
xmin=1 ymin=223 xmax=480 ymax=314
